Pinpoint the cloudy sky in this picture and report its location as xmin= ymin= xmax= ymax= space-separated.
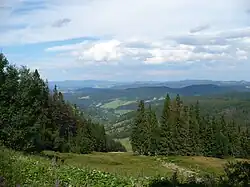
xmin=1 ymin=0 xmax=250 ymax=81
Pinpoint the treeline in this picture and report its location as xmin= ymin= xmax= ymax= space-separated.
xmin=0 ymin=53 xmax=126 ymax=153
xmin=130 ymin=94 xmax=250 ymax=158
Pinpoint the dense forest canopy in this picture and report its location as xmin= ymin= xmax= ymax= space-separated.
xmin=130 ymin=94 xmax=250 ymax=158
xmin=0 ymin=53 xmax=126 ymax=153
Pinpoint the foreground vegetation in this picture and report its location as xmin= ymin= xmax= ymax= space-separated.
xmin=0 ymin=147 xmax=133 ymax=187
xmin=1 ymin=147 xmax=250 ymax=186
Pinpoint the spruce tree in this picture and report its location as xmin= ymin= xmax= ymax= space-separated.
xmin=203 ymin=115 xmax=214 ymax=156
xmin=187 ymin=105 xmax=198 ymax=155
xmin=179 ymin=105 xmax=189 ymax=155
xmin=130 ymin=100 xmax=147 ymax=154
xmin=159 ymin=94 xmax=173 ymax=155
xmin=146 ymin=105 xmax=159 ymax=155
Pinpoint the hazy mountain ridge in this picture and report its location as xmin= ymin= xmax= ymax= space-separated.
xmin=68 ymin=84 xmax=250 ymax=102
xmin=49 ymin=80 xmax=250 ymax=91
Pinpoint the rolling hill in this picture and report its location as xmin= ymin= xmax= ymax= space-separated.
xmin=64 ymin=84 xmax=250 ymax=107
xmin=61 ymin=83 xmax=250 ymax=138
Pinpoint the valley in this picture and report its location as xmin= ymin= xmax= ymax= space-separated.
xmin=61 ymin=83 xmax=250 ymax=139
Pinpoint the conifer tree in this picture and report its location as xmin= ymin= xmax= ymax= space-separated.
xmin=130 ymin=100 xmax=147 ymax=154
xmin=187 ymin=105 xmax=198 ymax=155
xmin=179 ymin=105 xmax=189 ymax=155
xmin=159 ymin=94 xmax=173 ymax=155
xmin=203 ymin=115 xmax=215 ymax=156
xmin=146 ymin=105 xmax=159 ymax=155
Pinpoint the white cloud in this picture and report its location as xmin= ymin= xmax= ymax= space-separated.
xmin=75 ymin=40 xmax=123 ymax=62
xmin=45 ymin=33 xmax=250 ymax=65
xmin=0 ymin=0 xmax=247 ymax=45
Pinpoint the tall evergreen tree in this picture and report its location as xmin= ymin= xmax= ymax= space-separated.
xmin=130 ymin=100 xmax=148 ymax=154
xmin=159 ymin=94 xmax=173 ymax=155
xmin=146 ymin=105 xmax=159 ymax=155
xmin=187 ymin=105 xmax=198 ymax=155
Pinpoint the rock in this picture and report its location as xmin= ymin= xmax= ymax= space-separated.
xmin=0 ymin=176 xmax=6 ymax=187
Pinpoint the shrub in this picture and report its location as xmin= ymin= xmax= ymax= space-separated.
xmin=223 ymin=161 xmax=250 ymax=187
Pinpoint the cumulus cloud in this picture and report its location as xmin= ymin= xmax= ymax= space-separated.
xmin=45 ymin=31 xmax=250 ymax=66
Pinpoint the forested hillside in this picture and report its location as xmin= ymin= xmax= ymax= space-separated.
xmin=107 ymin=92 xmax=250 ymax=139
xmin=131 ymin=94 xmax=250 ymax=158
xmin=62 ymin=83 xmax=250 ymax=136
xmin=0 ymin=53 xmax=125 ymax=153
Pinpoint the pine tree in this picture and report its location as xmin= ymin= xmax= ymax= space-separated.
xmin=130 ymin=100 xmax=147 ymax=154
xmin=203 ymin=115 xmax=214 ymax=156
xmin=194 ymin=101 xmax=201 ymax=155
xmin=245 ymin=127 xmax=250 ymax=157
xmin=159 ymin=94 xmax=173 ymax=155
xmin=179 ymin=105 xmax=189 ymax=155
xmin=187 ymin=105 xmax=198 ymax=155
xmin=228 ymin=121 xmax=241 ymax=157
xmin=172 ymin=94 xmax=186 ymax=155
xmin=146 ymin=105 xmax=159 ymax=155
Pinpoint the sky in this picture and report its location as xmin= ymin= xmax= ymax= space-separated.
xmin=1 ymin=0 xmax=250 ymax=81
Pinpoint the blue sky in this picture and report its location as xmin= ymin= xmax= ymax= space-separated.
xmin=1 ymin=0 xmax=250 ymax=81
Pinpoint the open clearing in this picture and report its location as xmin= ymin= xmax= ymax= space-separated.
xmin=42 ymin=151 xmax=247 ymax=179
xmin=117 ymin=138 xmax=132 ymax=152
xmin=43 ymin=151 xmax=172 ymax=178
xmin=101 ymin=99 xmax=135 ymax=109
xmin=114 ymin=109 xmax=133 ymax=115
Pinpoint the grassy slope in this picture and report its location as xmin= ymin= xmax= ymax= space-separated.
xmin=42 ymin=150 xmax=248 ymax=178
xmin=0 ymin=147 xmax=134 ymax=187
xmin=42 ymin=151 xmax=172 ymax=178
xmin=1 ymin=146 xmax=249 ymax=186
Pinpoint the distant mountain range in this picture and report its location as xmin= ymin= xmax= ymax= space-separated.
xmin=111 ymin=80 xmax=250 ymax=89
xmin=63 ymin=84 xmax=250 ymax=110
xmin=49 ymin=80 xmax=250 ymax=91
xmin=48 ymin=80 xmax=122 ymax=90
